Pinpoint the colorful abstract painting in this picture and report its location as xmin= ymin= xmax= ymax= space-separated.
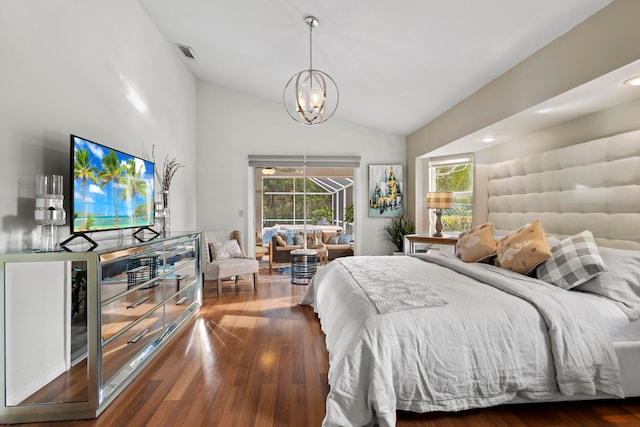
xmin=369 ymin=164 xmax=403 ymax=217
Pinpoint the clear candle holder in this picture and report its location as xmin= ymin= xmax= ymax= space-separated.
xmin=35 ymin=174 xmax=66 ymax=251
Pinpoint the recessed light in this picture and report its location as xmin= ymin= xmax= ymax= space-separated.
xmin=481 ymin=136 xmax=496 ymax=143
xmin=623 ymin=76 xmax=640 ymax=86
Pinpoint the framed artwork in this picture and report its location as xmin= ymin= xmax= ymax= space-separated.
xmin=368 ymin=164 xmax=404 ymax=217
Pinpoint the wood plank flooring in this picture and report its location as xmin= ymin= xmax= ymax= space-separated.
xmin=20 ymin=271 xmax=640 ymax=426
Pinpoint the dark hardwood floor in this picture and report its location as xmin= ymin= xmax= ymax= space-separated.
xmin=21 ymin=269 xmax=640 ymax=426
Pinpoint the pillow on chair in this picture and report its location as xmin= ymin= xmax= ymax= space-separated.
xmin=210 ymin=240 xmax=243 ymax=261
xmin=231 ymin=230 xmax=247 ymax=257
xmin=322 ymin=231 xmax=338 ymax=244
xmin=338 ymin=234 xmax=352 ymax=244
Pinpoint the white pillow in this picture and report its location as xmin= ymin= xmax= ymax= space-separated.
xmin=575 ymin=246 xmax=640 ymax=321
xmin=536 ymin=230 xmax=606 ymax=290
xmin=210 ymin=240 xmax=243 ymax=260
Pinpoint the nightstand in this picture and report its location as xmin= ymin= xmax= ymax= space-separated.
xmin=405 ymin=234 xmax=458 ymax=254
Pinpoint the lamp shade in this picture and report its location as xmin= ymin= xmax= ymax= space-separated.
xmin=426 ymin=192 xmax=453 ymax=209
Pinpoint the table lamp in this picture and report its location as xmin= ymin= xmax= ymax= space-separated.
xmin=426 ymin=192 xmax=453 ymax=237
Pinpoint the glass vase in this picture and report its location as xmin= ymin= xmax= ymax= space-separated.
xmin=35 ymin=174 xmax=65 ymax=251
xmin=161 ymin=191 xmax=170 ymax=236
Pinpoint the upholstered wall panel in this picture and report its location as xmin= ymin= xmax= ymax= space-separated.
xmin=487 ymin=129 xmax=640 ymax=249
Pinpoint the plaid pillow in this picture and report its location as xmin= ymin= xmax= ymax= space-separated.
xmin=536 ymin=230 xmax=607 ymax=289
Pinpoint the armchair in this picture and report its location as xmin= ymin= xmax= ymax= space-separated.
xmin=255 ymin=232 xmax=273 ymax=273
xmin=202 ymin=230 xmax=258 ymax=297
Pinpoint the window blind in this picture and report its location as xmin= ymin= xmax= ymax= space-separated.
xmin=429 ymin=154 xmax=473 ymax=167
xmin=248 ymin=155 xmax=361 ymax=168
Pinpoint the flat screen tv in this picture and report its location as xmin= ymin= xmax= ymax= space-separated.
xmin=69 ymin=135 xmax=155 ymax=242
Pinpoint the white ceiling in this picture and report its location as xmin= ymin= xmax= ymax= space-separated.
xmin=139 ymin=0 xmax=614 ymax=137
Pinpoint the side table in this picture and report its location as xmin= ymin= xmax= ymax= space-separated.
xmin=404 ymin=234 xmax=458 ymax=254
xmin=290 ymin=249 xmax=318 ymax=285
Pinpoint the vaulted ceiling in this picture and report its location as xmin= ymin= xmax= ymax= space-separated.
xmin=139 ymin=0 xmax=613 ymax=136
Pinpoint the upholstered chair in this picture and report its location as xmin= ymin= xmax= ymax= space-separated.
xmin=202 ymin=230 xmax=258 ymax=297
xmin=255 ymin=231 xmax=273 ymax=273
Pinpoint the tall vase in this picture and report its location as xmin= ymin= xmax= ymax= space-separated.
xmin=161 ymin=191 xmax=170 ymax=236
xmin=35 ymin=174 xmax=66 ymax=251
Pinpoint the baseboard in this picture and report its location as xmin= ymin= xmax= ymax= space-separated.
xmin=6 ymin=360 xmax=66 ymax=406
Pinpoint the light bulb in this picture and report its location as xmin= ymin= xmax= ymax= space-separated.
xmin=624 ymin=76 xmax=640 ymax=86
xmin=310 ymin=87 xmax=324 ymax=108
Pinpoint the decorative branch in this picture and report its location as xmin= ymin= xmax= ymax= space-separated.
xmin=148 ymin=145 xmax=184 ymax=192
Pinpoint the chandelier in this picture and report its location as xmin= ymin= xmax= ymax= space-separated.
xmin=283 ymin=16 xmax=339 ymax=125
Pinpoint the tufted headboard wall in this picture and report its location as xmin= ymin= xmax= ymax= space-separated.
xmin=487 ymin=129 xmax=640 ymax=250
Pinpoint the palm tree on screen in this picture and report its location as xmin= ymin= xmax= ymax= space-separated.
xmin=119 ymin=159 xmax=148 ymax=226
xmin=98 ymin=150 xmax=126 ymax=227
xmin=74 ymin=148 xmax=99 ymax=231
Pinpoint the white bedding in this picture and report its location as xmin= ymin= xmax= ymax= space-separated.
xmin=301 ymin=254 xmax=626 ymax=427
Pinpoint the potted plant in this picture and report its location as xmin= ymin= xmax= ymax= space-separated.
xmin=383 ymin=209 xmax=415 ymax=254
xmin=343 ymin=203 xmax=354 ymax=234
xmin=311 ymin=208 xmax=334 ymax=225
xmin=344 ymin=203 xmax=354 ymax=224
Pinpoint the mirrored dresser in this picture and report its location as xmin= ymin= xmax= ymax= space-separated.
xmin=0 ymin=231 xmax=202 ymax=423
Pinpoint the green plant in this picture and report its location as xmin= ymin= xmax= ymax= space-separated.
xmin=344 ymin=203 xmax=354 ymax=223
xmin=442 ymin=215 xmax=472 ymax=232
xmin=383 ymin=209 xmax=415 ymax=252
xmin=311 ymin=208 xmax=334 ymax=224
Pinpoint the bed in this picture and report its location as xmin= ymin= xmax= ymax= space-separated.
xmin=301 ymin=130 xmax=640 ymax=426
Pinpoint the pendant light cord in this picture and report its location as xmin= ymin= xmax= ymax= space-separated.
xmin=303 ymin=154 xmax=307 ymax=250
xmin=309 ymin=22 xmax=313 ymax=72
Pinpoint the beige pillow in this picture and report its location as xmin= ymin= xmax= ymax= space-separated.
xmin=456 ymin=222 xmax=497 ymax=263
xmin=231 ymin=230 xmax=247 ymax=257
xmin=275 ymin=235 xmax=287 ymax=247
xmin=322 ymin=231 xmax=338 ymax=244
xmin=496 ymin=220 xmax=551 ymax=274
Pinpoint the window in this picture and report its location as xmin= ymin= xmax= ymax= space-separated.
xmin=262 ymin=177 xmax=335 ymax=227
xmin=248 ymin=155 xmax=359 ymax=240
xmin=429 ymin=155 xmax=473 ymax=233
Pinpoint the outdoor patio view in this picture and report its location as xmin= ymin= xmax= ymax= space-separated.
xmin=260 ymin=173 xmax=353 ymax=231
xmin=263 ymin=178 xmax=335 ymax=227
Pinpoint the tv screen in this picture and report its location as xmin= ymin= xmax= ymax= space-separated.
xmin=71 ymin=135 xmax=155 ymax=234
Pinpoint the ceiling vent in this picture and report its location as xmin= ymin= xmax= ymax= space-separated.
xmin=175 ymin=43 xmax=197 ymax=61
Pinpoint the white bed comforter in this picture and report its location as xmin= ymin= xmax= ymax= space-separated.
xmin=300 ymin=254 xmax=623 ymax=427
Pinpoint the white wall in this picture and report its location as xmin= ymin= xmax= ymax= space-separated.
xmin=196 ymin=82 xmax=406 ymax=256
xmin=406 ymin=0 xmax=640 ymax=225
xmin=0 ymin=1 xmax=197 ymax=252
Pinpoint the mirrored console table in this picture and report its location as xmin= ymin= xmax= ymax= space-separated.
xmin=0 ymin=231 xmax=202 ymax=423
